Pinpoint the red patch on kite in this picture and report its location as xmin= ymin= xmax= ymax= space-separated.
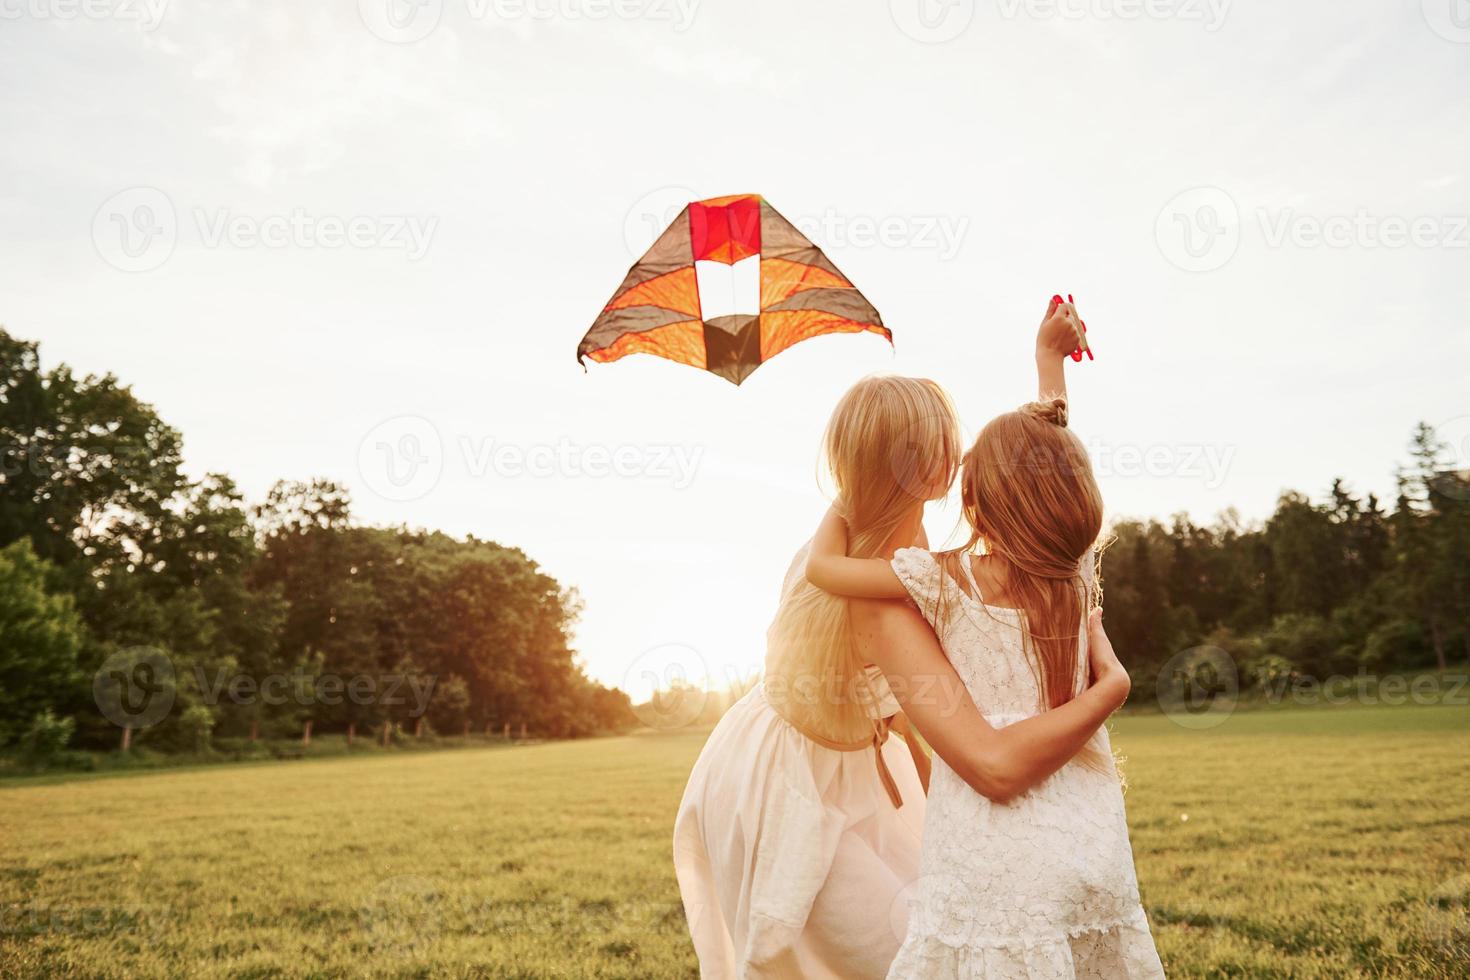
xmin=689 ymin=196 xmax=761 ymax=265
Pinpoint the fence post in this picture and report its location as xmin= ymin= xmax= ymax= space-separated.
xmin=303 ymin=720 xmax=312 ymax=746
xmin=347 ymin=722 xmax=356 ymax=747
xmin=120 ymin=725 xmax=132 ymax=752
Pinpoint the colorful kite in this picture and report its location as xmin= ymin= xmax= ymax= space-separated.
xmin=577 ymin=194 xmax=891 ymax=385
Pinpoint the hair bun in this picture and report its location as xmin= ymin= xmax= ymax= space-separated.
xmin=1020 ymin=397 xmax=1069 ymax=428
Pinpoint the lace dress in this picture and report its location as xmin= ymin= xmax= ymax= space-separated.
xmin=886 ymin=548 xmax=1164 ymax=979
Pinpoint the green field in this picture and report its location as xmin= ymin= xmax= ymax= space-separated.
xmin=3 ymin=704 xmax=1468 ymax=978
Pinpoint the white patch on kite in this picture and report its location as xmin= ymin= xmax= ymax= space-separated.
xmin=694 ymin=255 xmax=761 ymax=319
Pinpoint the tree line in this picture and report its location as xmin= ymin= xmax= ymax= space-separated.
xmin=1101 ymin=424 xmax=1470 ymax=691
xmin=0 ymin=328 xmax=632 ymax=758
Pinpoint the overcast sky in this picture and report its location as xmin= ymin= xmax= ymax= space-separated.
xmin=3 ymin=0 xmax=1467 ymax=694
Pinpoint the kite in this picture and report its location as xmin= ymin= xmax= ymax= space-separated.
xmin=577 ymin=194 xmax=891 ymax=385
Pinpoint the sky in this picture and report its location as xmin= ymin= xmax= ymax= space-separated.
xmin=2 ymin=0 xmax=1468 ymax=697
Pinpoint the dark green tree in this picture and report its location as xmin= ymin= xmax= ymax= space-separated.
xmin=0 ymin=540 xmax=84 ymax=744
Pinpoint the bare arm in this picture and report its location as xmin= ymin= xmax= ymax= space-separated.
xmin=804 ymin=507 xmax=910 ymax=599
xmin=1035 ymin=296 xmax=1084 ymax=402
xmin=851 ymin=599 xmax=1129 ymax=803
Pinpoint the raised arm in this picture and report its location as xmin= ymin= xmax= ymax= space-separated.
xmin=851 ymin=599 xmax=1129 ymax=802
xmin=804 ymin=507 xmax=910 ymax=599
xmin=1035 ymin=296 xmax=1084 ymax=403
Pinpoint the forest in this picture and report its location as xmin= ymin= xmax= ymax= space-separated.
xmin=0 ymin=328 xmax=632 ymax=763
xmin=1102 ymin=424 xmax=1470 ymax=696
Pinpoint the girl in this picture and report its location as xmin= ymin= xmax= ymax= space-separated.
xmin=804 ymin=375 xmax=1165 ymax=976
xmin=673 ymin=358 xmax=1134 ymax=978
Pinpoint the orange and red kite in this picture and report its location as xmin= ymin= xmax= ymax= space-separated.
xmin=577 ymin=194 xmax=891 ymax=385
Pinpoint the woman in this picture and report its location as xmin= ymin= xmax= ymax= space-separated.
xmin=673 ymin=307 xmax=1133 ymax=978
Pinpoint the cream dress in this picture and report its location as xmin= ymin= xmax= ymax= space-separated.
xmin=885 ymin=548 xmax=1164 ymax=979
xmin=673 ymin=546 xmax=927 ymax=979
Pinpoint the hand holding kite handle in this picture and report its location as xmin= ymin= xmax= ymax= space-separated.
xmin=1037 ymin=295 xmax=1092 ymax=363
xmin=1061 ymin=293 xmax=1093 ymax=362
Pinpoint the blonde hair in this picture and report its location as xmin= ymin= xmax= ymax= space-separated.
xmin=940 ymin=397 xmax=1112 ymax=771
xmin=764 ymin=376 xmax=961 ymax=743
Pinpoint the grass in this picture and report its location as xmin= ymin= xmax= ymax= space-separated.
xmin=1117 ymin=703 xmax=1469 ymax=977
xmin=2 ymin=703 xmax=1467 ymax=978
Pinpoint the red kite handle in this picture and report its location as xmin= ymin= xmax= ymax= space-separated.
xmin=1056 ymin=293 xmax=1093 ymax=362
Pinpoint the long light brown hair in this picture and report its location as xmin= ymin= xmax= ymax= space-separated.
xmin=941 ymin=398 xmax=1104 ymax=712
xmin=764 ymin=376 xmax=962 ymax=743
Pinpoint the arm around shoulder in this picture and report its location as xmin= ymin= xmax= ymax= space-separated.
xmin=804 ymin=507 xmax=911 ymax=599
xmin=849 ymin=600 xmax=1130 ymax=803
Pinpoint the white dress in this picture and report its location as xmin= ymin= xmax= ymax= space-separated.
xmin=673 ymin=548 xmax=928 ymax=979
xmin=885 ymin=548 xmax=1165 ymax=980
